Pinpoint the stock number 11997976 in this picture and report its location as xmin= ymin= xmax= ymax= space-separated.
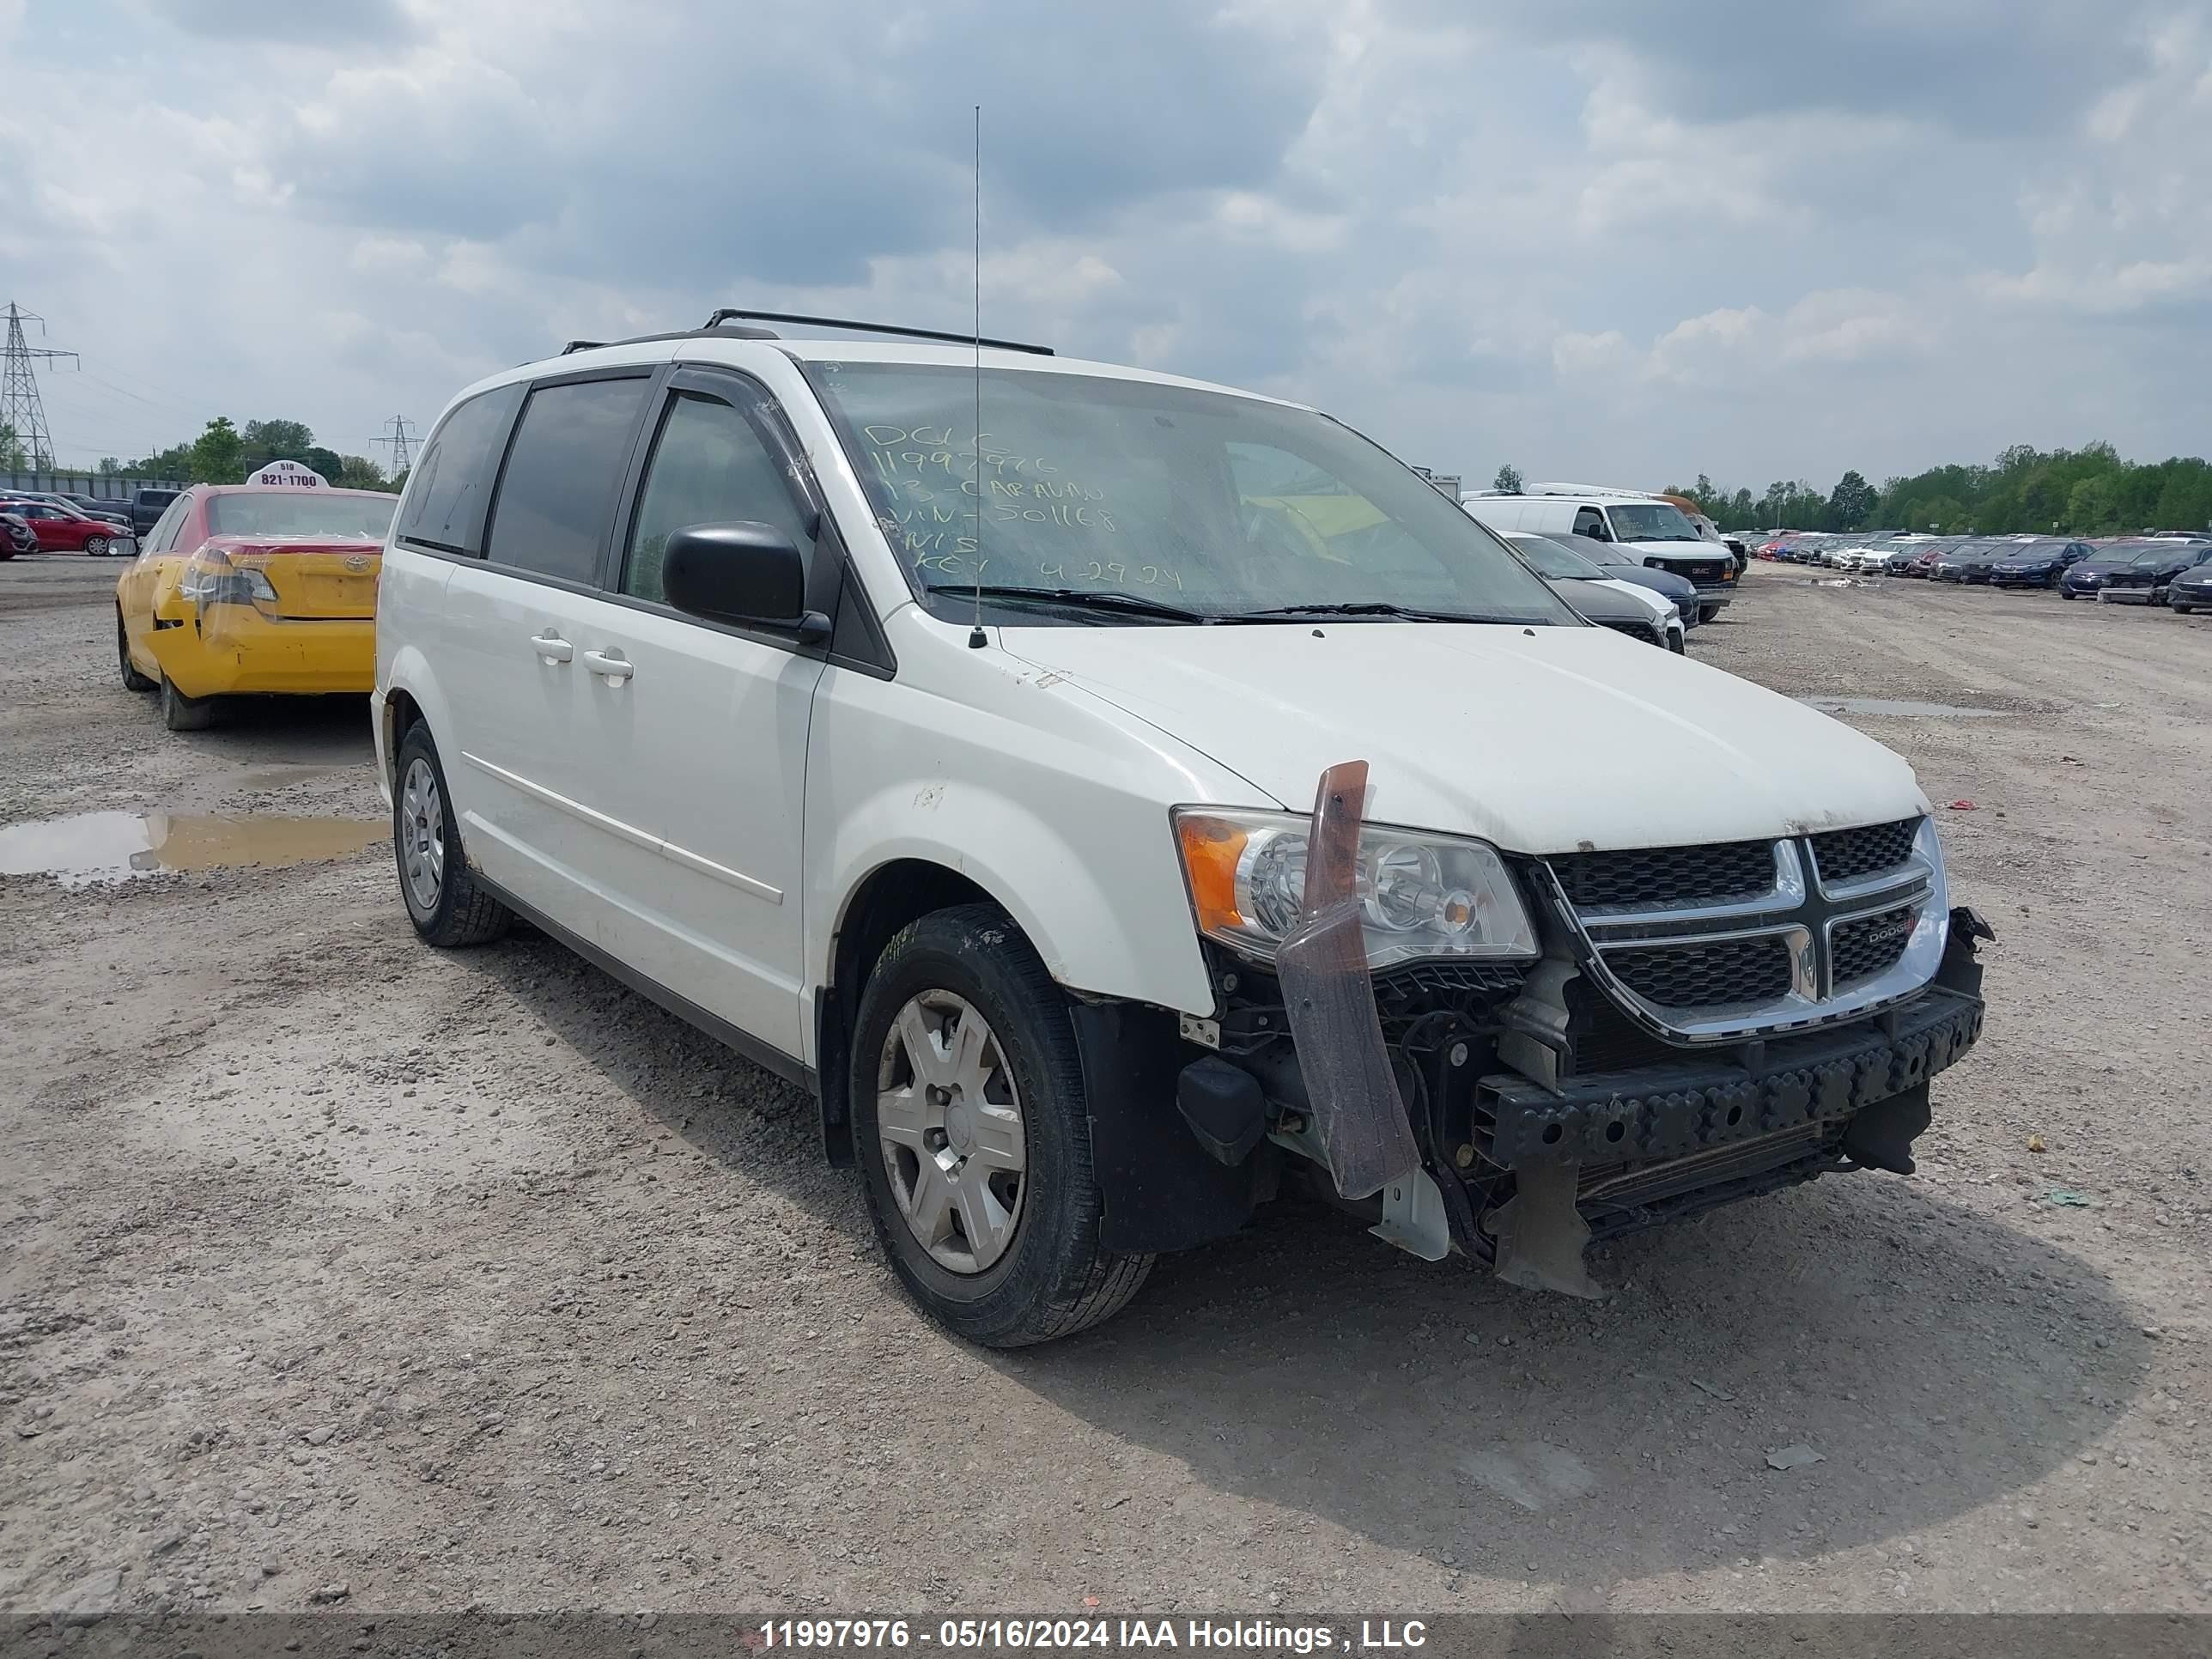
xmin=757 ymin=1618 xmax=1121 ymax=1648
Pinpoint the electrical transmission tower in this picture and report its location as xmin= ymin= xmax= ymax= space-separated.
xmin=374 ymin=414 xmax=417 ymax=477
xmin=2 ymin=302 xmax=79 ymax=472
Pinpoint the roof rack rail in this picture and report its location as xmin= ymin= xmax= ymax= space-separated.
xmin=702 ymin=308 xmax=1054 ymax=356
xmin=561 ymin=340 xmax=606 ymax=355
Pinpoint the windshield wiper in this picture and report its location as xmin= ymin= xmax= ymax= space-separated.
xmin=929 ymin=583 xmax=1212 ymax=623
xmin=1228 ymin=601 xmax=1540 ymax=624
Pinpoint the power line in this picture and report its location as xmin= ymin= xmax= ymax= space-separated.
xmin=373 ymin=414 xmax=417 ymax=477
xmin=2 ymin=301 xmax=81 ymax=471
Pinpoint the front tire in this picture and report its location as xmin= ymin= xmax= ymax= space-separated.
xmin=160 ymin=674 xmax=217 ymax=731
xmin=852 ymin=903 xmax=1153 ymax=1347
xmin=85 ymin=535 xmax=110 ymax=557
xmin=392 ymin=723 xmax=512 ymax=948
xmin=118 ymin=612 xmax=155 ymax=691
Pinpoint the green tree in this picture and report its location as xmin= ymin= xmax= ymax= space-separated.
xmin=1492 ymin=463 xmax=1523 ymax=493
xmin=1828 ymin=470 xmax=1876 ymax=530
xmin=241 ymin=419 xmax=317 ymax=467
xmin=331 ymin=454 xmax=389 ymax=490
xmin=2152 ymin=466 xmax=2212 ymax=535
xmin=0 ymin=422 xmax=27 ymax=472
xmin=188 ymin=417 xmax=247 ymax=483
xmin=2065 ymin=476 xmax=2118 ymax=535
xmin=1911 ymin=495 xmax=1969 ymax=532
xmin=97 ymin=455 xmax=123 ymax=476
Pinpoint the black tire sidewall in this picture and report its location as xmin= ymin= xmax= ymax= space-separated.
xmin=161 ymin=675 xmax=212 ymax=730
xmin=117 ymin=613 xmax=150 ymax=690
xmin=851 ymin=912 xmax=1091 ymax=1327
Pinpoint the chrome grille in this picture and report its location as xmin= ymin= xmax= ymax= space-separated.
xmin=1809 ymin=817 xmax=1920 ymax=884
xmin=1550 ymin=840 xmax=1774 ymax=909
xmin=1832 ymin=904 xmax=1917 ymax=986
xmin=1549 ymin=818 xmax=1948 ymax=1040
xmin=1607 ymin=936 xmax=1794 ymax=1007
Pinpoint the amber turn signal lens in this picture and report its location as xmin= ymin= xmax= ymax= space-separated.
xmin=1176 ymin=815 xmax=1249 ymax=936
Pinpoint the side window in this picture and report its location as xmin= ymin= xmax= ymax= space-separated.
xmin=393 ymin=382 xmax=526 ymax=556
xmin=482 ymin=376 xmax=652 ymax=584
xmin=622 ymin=392 xmax=814 ymax=605
xmin=1574 ymin=507 xmax=1609 ymax=540
xmin=146 ymin=495 xmax=191 ymax=554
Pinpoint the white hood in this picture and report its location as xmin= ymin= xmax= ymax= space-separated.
xmin=1591 ymin=578 xmax=1671 ymax=618
xmin=1000 ymin=623 xmax=1927 ymax=854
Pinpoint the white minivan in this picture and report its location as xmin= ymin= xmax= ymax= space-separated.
xmin=374 ymin=312 xmax=1991 ymax=1346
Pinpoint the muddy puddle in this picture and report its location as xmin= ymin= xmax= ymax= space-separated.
xmin=0 ymin=811 xmax=386 ymax=887
xmin=1799 ymin=696 xmax=2009 ymax=719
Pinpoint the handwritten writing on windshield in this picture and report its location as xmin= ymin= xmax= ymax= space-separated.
xmin=863 ymin=424 xmax=1121 ymax=561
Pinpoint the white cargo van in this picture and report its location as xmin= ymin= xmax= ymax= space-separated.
xmin=373 ymin=311 xmax=1990 ymax=1345
xmin=1463 ymin=486 xmax=1738 ymax=620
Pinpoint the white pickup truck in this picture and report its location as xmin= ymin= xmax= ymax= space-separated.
xmin=373 ymin=312 xmax=1990 ymax=1346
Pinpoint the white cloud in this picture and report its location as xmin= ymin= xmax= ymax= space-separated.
xmin=2 ymin=0 xmax=2207 ymax=494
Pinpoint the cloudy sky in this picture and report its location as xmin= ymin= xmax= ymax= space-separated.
xmin=5 ymin=0 xmax=2209 ymax=494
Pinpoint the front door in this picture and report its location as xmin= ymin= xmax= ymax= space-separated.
xmin=530 ymin=373 xmax=828 ymax=1058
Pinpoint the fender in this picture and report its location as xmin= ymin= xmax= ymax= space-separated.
xmin=373 ymin=549 xmax=461 ymax=807
xmin=806 ymin=781 xmax=1216 ymax=1051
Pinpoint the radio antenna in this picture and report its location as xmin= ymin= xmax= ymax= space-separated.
xmin=968 ymin=103 xmax=988 ymax=649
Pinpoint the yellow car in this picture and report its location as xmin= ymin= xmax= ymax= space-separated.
xmin=115 ymin=480 xmax=398 ymax=730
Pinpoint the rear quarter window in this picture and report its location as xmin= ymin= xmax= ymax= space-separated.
xmin=393 ymin=383 xmax=527 ymax=556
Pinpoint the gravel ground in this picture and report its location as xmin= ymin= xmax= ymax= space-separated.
xmin=2 ymin=554 xmax=2207 ymax=1618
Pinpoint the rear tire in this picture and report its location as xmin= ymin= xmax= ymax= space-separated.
xmin=118 ymin=612 xmax=155 ymax=691
xmin=852 ymin=903 xmax=1153 ymax=1347
xmin=160 ymin=674 xmax=217 ymax=731
xmin=393 ymin=722 xmax=513 ymax=948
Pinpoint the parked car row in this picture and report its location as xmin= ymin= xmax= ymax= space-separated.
xmin=0 ymin=489 xmax=187 ymax=558
xmin=1758 ymin=530 xmax=2212 ymax=610
xmin=0 ymin=495 xmax=137 ymax=557
xmin=1461 ymin=485 xmax=1744 ymax=623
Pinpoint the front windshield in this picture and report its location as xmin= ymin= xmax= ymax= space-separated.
xmin=1509 ymin=535 xmax=1607 ymax=581
xmin=209 ymin=491 xmax=397 ymax=539
xmin=809 ymin=361 xmax=1574 ymax=624
xmin=1603 ymin=502 xmax=1702 ymax=543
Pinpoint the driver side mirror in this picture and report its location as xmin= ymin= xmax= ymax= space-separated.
xmin=660 ymin=522 xmax=830 ymax=644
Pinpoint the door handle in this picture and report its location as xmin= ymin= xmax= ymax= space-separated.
xmin=581 ymin=648 xmax=633 ymax=685
xmin=530 ymin=631 xmax=574 ymax=664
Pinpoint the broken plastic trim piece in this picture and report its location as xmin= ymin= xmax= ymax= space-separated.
xmin=1489 ymin=1161 xmax=1606 ymax=1299
xmin=1370 ymin=1170 xmax=1451 ymax=1261
xmin=1272 ymin=760 xmax=1423 ymax=1201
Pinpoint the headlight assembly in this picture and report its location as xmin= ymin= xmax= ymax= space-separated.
xmin=1172 ymin=807 xmax=1538 ymax=970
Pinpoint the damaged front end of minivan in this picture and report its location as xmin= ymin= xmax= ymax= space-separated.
xmin=1138 ymin=761 xmax=1990 ymax=1294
